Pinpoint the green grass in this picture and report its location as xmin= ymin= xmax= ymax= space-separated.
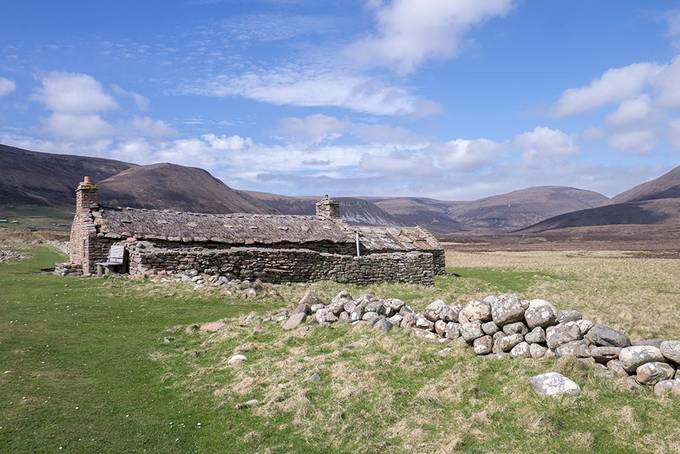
xmin=0 ymin=205 xmax=73 ymax=231
xmin=1 ymin=247 xmax=679 ymax=453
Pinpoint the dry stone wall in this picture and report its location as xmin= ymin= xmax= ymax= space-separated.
xmin=128 ymin=244 xmax=436 ymax=285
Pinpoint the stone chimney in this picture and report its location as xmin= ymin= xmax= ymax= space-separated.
xmin=75 ymin=176 xmax=98 ymax=211
xmin=316 ymin=195 xmax=340 ymax=220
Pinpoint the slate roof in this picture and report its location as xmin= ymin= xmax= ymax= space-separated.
xmin=93 ymin=206 xmax=442 ymax=251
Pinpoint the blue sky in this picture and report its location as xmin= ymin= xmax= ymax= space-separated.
xmin=1 ymin=0 xmax=680 ymax=200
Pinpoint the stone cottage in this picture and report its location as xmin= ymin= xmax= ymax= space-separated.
xmin=68 ymin=177 xmax=445 ymax=284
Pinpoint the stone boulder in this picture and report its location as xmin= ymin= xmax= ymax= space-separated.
xmin=524 ymin=299 xmax=557 ymax=329
xmin=445 ymin=322 xmax=461 ymax=339
xmin=503 ymin=321 xmax=529 ymax=336
xmin=590 ymin=346 xmax=621 ymax=364
xmin=525 ymin=327 xmax=546 ymax=344
xmin=585 ymin=324 xmax=631 ymax=348
xmin=460 ymin=300 xmax=492 ymax=323
xmin=636 ymin=362 xmax=675 ymax=386
xmin=297 ymin=290 xmax=322 ymax=314
xmin=510 ymin=341 xmax=531 ymax=358
xmin=461 ymin=322 xmax=484 ymax=343
xmin=316 ymin=309 xmax=339 ymax=325
xmin=424 ymin=300 xmax=449 ymax=322
xmin=415 ymin=316 xmax=435 ymax=331
xmin=481 ymin=321 xmax=499 ymax=335
xmin=660 ymin=340 xmax=680 ymax=364
xmin=556 ymin=310 xmax=582 ymax=324
xmin=530 ymin=372 xmax=581 ymax=397
xmin=654 ymin=379 xmax=680 ymax=396
xmin=546 ymin=322 xmax=582 ymax=349
xmin=489 ymin=294 xmax=525 ymax=326
xmin=282 ymin=312 xmax=306 ymax=330
xmin=473 ymin=335 xmax=493 ymax=355
xmin=499 ymin=333 xmax=524 ymax=352
xmin=530 ymin=343 xmax=547 ymax=359
xmin=555 ymin=340 xmax=591 ymax=358
xmin=619 ymin=346 xmax=666 ymax=373
xmin=606 ymin=359 xmax=629 ymax=377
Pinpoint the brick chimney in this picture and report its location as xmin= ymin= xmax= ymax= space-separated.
xmin=75 ymin=176 xmax=98 ymax=211
xmin=315 ymin=195 xmax=340 ymax=220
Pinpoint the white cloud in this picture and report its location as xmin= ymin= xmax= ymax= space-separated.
xmin=130 ymin=116 xmax=176 ymax=137
xmin=667 ymin=10 xmax=680 ymax=48
xmin=436 ymin=138 xmax=503 ymax=170
xmin=608 ymin=129 xmax=656 ymax=153
xmin=35 ymin=72 xmax=118 ymax=113
xmin=0 ymin=77 xmax=16 ymax=96
xmin=515 ymin=127 xmax=578 ymax=161
xmin=42 ymin=113 xmax=114 ymax=141
xmin=654 ymin=55 xmax=680 ymax=108
xmin=277 ymin=114 xmax=348 ymax=143
xmin=202 ymin=133 xmax=253 ymax=150
xmin=605 ymin=95 xmax=652 ymax=127
xmin=669 ymin=119 xmax=680 ymax=149
xmin=552 ymin=62 xmax=662 ymax=116
xmin=112 ymin=85 xmax=150 ymax=111
xmin=185 ymin=66 xmax=441 ymax=116
xmin=348 ymin=0 xmax=514 ymax=74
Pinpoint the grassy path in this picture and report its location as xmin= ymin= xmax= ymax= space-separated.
xmin=0 ymin=247 xmax=267 ymax=452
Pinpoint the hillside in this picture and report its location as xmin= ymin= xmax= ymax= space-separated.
xmin=610 ymin=165 xmax=680 ymax=203
xmin=98 ymin=163 xmax=274 ymax=214
xmin=0 ymin=144 xmax=134 ymax=206
xmin=367 ymin=197 xmax=464 ymax=232
xmin=521 ymin=165 xmax=680 ymax=234
xmin=244 ymin=191 xmax=400 ymax=226
xmin=445 ymin=186 xmax=609 ymax=232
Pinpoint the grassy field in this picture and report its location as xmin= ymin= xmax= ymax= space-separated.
xmin=1 ymin=246 xmax=679 ymax=453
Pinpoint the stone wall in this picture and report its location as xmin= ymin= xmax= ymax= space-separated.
xmin=128 ymin=245 xmax=436 ymax=285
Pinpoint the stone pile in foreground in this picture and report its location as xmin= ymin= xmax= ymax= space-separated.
xmin=0 ymin=249 xmax=23 ymax=264
xmin=280 ymin=290 xmax=680 ymax=397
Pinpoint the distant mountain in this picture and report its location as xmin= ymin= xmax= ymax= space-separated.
xmin=445 ymin=186 xmax=609 ymax=232
xmin=521 ymin=166 xmax=680 ymax=234
xmin=98 ymin=163 xmax=274 ymax=214
xmin=367 ymin=197 xmax=464 ymax=232
xmin=244 ymin=191 xmax=401 ymax=226
xmin=610 ymin=166 xmax=680 ymax=204
xmin=0 ymin=144 xmax=134 ymax=206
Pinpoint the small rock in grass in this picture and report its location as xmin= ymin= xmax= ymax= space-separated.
xmin=199 ymin=321 xmax=226 ymax=332
xmin=437 ymin=347 xmax=452 ymax=356
xmin=185 ymin=324 xmax=200 ymax=334
xmin=530 ymin=372 xmax=581 ymax=397
xmin=308 ymin=372 xmax=321 ymax=382
xmin=228 ymin=354 xmax=247 ymax=366
xmin=236 ymin=399 xmax=259 ymax=409
xmin=635 ymin=362 xmax=675 ymax=386
xmin=282 ymin=312 xmax=307 ymax=330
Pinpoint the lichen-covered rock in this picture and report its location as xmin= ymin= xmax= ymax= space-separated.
xmin=337 ymin=312 xmax=350 ymax=324
xmin=481 ymin=321 xmax=499 ymax=335
xmin=441 ymin=322 xmax=458 ymax=339
xmin=415 ymin=316 xmax=435 ymax=331
xmin=654 ymin=379 xmax=680 ymax=396
xmin=310 ymin=303 xmax=325 ymax=314
xmin=388 ymin=314 xmax=403 ymax=326
xmin=489 ymin=294 xmax=525 ymax=326
xmin=530 ymin=372 xmax=581 ymax=397
xmin=460 ymin=300 xmax=492 ymax=323
xmin=530 ymin=343 xmax=547 ymax=359
xmin=660 ymin=340 xmax=680 ymax=364
xmin=400 ymin=312 xmax=416 ymax=328
xmin=228 ymin=354 xmax=247 ymax=366
xmin=473 ymin=335 xmax=493 ymax=355
xmin=636 ymin=362 xmax=675 ymax=385
xmin=546 ymin=321 xmax=582 ymax=349
xmin=362 ymin=311 xmax=380 ymax=323
xmin=500 ymin=333 xmax=524 ymax=352
xmin=525 ymin=327 xmax=546 ymax=344
xmin=492 ymin=332 xmax=506 ymax=354
xmin=461 ymin=322 xmax=484 ymax=342
xmin=350 ymin=307 xmax=364 ymax=322
xmin=434 ymin=320 xmax=448 ymax=336
xmin=316 ymin=308 xmax=338 ymax=325
xmin=384 ymin=298 xmax=405 ymax=313
xmin=372 ymin=318 xmax=393 ymax=332
xmin=556 ymin=310 xmax=582 ymax=324
xmin=606 ymin=359 xmax=629 ymax=377
xmin=364 ymin=300 xmax=385 ymax=315
xmin=524 ymin=299 xmax=557 ymax=329
xmin=585 ymin=324 xmax=631 ymax=348
xmin=575 ymin=319 xmax=594 ymax=335
xmin=619 ymin=346 xmax=665 ymax=373
xmin=555 ymin=340 xmax=591 ymax=358
xmin=632 ymin=338 xmax=666 ymax=348
xmin=590 ymin=346 xmax=621 ymax=364
xmin=502 ymin=321 xmax=529 ymax=336
xmin=510 ymin=341 xmax=531 ymax=358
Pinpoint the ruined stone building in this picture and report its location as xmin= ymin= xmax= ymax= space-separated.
xmin=68 ymin=177 xmax=445 ymax=284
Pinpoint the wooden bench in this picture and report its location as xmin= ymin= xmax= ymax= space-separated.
xmin=96 ymin=244 xmax=127 ymax=276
